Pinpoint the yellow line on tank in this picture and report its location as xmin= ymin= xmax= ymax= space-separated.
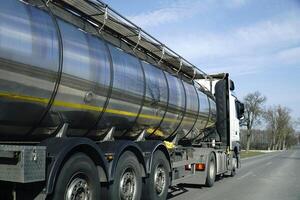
xmin=0 ymin=92 xmax=194 ymax=123
xmin=54 ymin=100 xmax=103 ymax=112
xmin=0 ymin=92 xmax=50 ymax=104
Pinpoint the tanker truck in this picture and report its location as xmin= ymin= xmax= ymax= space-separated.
xmin=0 ymin=0 xmax=245 ymax=199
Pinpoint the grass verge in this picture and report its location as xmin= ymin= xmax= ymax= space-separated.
xmin=240 ymin=151 xmax=266 ymax=159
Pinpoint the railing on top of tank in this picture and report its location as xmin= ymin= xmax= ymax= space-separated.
xmin=49 ymin=0 xmax=213 ymax=91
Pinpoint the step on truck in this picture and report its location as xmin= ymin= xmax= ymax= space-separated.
xmin=0 ymin=0 xmax=245 ymax=199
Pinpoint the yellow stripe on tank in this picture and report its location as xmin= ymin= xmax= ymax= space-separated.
xmin=53 ymin=99 xmax=103 ymax=112
xmin=0 ymin=92 xmax=50 ymax=104
xmin=0 ymin=91 xmax=196 ymax=124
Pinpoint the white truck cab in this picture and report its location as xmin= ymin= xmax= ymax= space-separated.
xmin=196 ymin=73 xmax=244 ymax=151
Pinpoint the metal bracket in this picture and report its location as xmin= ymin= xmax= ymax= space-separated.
xmin=55 ymin=123 xmax=68 ymax=138
xmin=158 ymin=45 xmax=165 ymax=64
xmin=172 ymin=135 xmax=178 ymax=145
xmin=99 ymin=6 xmax=108 ymax=33
xmin=102 ymin=127 xmax=115 ymax=142
xmin=203 ymin=74 xmax=213 ymax=92
xmin=46 ymin=0 xmax=51 ymax=7
xmin=209 ymin=77 xmax=213 ymax=93
xmin=135 ymin=130 xmax=146 ymax=142
xmin=191 ymin=69 xmax=196 ymax=80
xmin=176 ymin=58 xmax=183 ymax=75
xmin=133 ymin=29 xmax=142 ymax=51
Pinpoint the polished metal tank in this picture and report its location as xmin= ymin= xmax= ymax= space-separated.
xmin=0 ymin=0 xmax=216 ymax=141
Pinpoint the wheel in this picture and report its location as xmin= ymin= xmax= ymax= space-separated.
xmin=230 ymin=154 xmax=237 ymax=177
xmin=110 ymin=151 xmax=142 ymax=200
xmin=205 ymin=153 xmax=216 ymax=187
xmin=50 ymin=153 xmax=101 ymax=200
xmin=143 ymin=150 xmax=170 ymax=200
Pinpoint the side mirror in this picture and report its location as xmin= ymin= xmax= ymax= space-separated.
xmin=235 ymin=101 xmax=245 ymax=119
xmin=239 ymin=102 xmax=245 ymax=118
xmin=230 ymin=80 xmax=235 ymax=91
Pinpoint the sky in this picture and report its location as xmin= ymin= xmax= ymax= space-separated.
xmin=103 ymin=0 xmax=300 ymax=123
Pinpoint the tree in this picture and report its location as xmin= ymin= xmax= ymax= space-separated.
xmin=264 ymin=105 xmax=293 ymax=150
xmin=264 ymin=106 xmax=277 ymax=150
xmin=276 ymin=106 xmax=291 ymax=150
xmin=243 ymin=91 xmax=266 ymax=152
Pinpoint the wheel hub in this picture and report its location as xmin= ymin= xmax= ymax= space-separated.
xmin=119 ymin=168 xmax=137 ymax=200
xmin=66 ymin=177 xmax=90 ymax=200
xmin=154 ymin=165 xmax=166 ymax=195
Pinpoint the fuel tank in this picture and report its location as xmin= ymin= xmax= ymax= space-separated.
xmin=0 ymin=0 xmax=216 ymax=141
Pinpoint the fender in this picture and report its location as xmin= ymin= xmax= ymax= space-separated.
xmin=98 ymin=140 xmax=147 ymax=182
xmin=40 ymin=137 xmax=109 ymax=194
xmin=136 ymin=140 xmax=171 ymax=174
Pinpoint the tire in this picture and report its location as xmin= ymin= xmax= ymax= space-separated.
xmin=143 ymin=150 xmax=170 ymax=200
xmin=230 ymin=163 xmax=237 ymax=177
xmin=230 ymin=154 xmax=237 ymax=177
xmin=110 ymin=151 xmax=142 ymax=200
xmin=50 ymin=153 xmax=100 ymax=200
xmin=205 ymin=153 xmax=216 ymax=187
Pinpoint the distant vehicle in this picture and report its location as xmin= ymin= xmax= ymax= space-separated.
xmin=0 ymin=0 xmax=244 ymax=199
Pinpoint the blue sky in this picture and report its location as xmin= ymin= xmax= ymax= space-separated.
xmin=103 ymin=0 xmax=300 ymax=123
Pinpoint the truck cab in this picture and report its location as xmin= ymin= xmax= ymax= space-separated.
xmin=196 ymin=73 xmax=244 ymax=151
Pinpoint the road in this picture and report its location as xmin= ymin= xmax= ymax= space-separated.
xmin=168 ymin=147 xmax=300 ymax=200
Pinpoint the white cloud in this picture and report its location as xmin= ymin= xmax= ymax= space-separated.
xmin=156 ymin=14 xmax=300 ymax=76
xmin=126 ymin=1 xmax=300 ymax=77
xmin=127 ymin=0 xmax=248 ymax=28
xmin=127 ymin=0 xmax=204 ymax=28
xmin=276 ymin=47 xmax=300 ymax=65
xmin=165 ymin=17 xmax=300 ymax=56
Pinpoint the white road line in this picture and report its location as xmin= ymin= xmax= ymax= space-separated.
xmin=237 ymin=171 xmax=253 ymax=180
xmin=265 ymin=161 xmax=272 ymax=166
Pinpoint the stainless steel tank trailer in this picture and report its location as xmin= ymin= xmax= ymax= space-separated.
xmin=0 ymin=0 xmax=244 ymax=199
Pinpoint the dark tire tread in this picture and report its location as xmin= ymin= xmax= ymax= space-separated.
xmin=143 ymin=150 xmax=170 ymax=200
xmin=109 ymin=151 xmax=142 ymax=200
xmin=49 ymin=152 xmax=100 ymax=200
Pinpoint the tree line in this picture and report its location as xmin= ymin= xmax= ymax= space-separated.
xmin=241 ymin=91 xmax=300 ymax=152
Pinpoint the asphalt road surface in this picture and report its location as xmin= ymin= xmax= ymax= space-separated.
xmin=168 ymin=147 xmax=300 ymax=200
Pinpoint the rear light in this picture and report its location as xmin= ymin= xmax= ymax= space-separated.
xmin=185 ymin=165 xmax=191 ymax=170
xmin=185 ymin=163 xmax=205 ymax=171
xmin=195 ymin=163 xmax=205 ymax=171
